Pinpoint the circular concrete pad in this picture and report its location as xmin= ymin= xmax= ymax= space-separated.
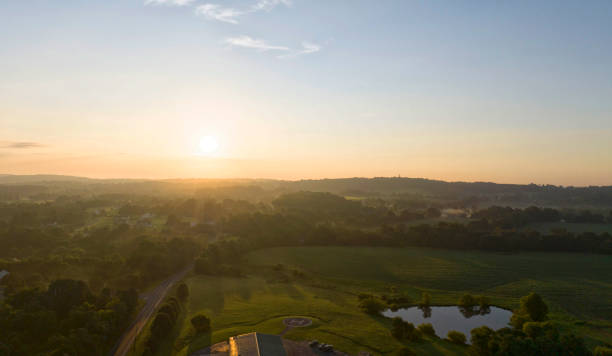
xmin=283 ymin=317 xmax=312 ymax=328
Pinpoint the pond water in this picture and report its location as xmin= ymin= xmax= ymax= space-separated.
xmin=382 ymin=306 xmax=512 ymax=343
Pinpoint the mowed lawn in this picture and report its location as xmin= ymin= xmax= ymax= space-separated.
xmin=167 ymin=247 xmax=612 ymax=355
xmin=171 ymin=274 xmax=466 ymax=355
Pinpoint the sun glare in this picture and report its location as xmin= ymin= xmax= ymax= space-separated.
xmin=198 ymin=136 xmax=219 ymax=155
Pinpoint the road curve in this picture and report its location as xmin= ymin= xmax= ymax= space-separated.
xmin=110 ymin=265 xmax=193 ymax=356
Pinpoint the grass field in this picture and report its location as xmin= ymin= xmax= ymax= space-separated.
xmin=140 ymin=247 xmax=612 ymax=355
xmin=523 ymin=222 xmax=612 ymax=234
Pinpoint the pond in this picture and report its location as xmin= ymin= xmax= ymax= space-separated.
xmin=382 ymin=306 xmax=512 ymax=343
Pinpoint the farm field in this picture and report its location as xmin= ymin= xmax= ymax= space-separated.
xmin=143 ymin=247 xmax=612 ymax=355
xmin=522 ymin=222 xmax=612 ymax=234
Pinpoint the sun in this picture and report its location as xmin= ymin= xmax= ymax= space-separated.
xmin=198 ymin=136 xmax=219 ymax=155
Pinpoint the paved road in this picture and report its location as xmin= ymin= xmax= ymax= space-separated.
xmin=110 ymin=265 xmax=193 ymax=356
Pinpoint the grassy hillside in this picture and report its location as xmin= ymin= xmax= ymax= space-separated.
xmin=138 ymin=247 xmax=612 ymax=355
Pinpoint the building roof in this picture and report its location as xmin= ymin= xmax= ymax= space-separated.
xmin=229 ymin=333 xmax=286 ymax=356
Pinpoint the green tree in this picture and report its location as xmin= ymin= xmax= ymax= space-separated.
xmin=447 ymin=330 xmax=466 ymax=345
xmin=470 ymin=326 xmax=494 ymax=356
xmin=419 ymin=292 xmax=431 ymax=307
xmin=458 ymin=294 xmax=477 ymax=308
xmin=177 ymin=282 xmax=189 ymax=301
xmin=359 ymin=297 xmax=385 ymax=314
xmin=520 ymin=292 xmax=548 ymax=321
xmin=190 ymin=314 xmax=211 ymax=334
xmin=417 ymin=323 xmax=436 ymax=337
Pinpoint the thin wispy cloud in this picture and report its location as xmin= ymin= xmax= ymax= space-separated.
xmin=226 ymin=36 xmax=322 ymax=58
xmin=1 ymin=141 xmax=46 ymax=149
xmin=144 ymin=0 xmax=194 ymax=6
xmin=196 ymin=0 xmax=291 ymax=24
xmin=195 ymin=4 xmax=244 ymax=24
xmin=225 ymin=36 xmax=290 ymax=51
xmin=278 ymin=41 xmax=321 ymax=59
xmin=251 ymin=0 xmax=292 ymax=12
xmin=143 ymin=0 xmax=321 ymax=60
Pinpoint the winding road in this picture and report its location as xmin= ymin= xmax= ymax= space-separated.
xmin=110 ymin=265 xmax=193 ymax=356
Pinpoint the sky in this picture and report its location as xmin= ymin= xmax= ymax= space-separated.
xmin=1 ymin=0 xmax=611 ymax=185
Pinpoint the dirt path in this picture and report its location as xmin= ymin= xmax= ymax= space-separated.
xmin=110 ymin=264 xmax=193 ymax=356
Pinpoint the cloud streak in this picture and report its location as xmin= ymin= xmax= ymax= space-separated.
xmin=278 ymin=41 xmax=321 ymax=59
xmin=144 ymin=0 xmax=194 ymax=6
xmin=225 ymin=36 xmax=290 ymax=51
xmin=196 ymin=0 xmax=291 ymax=24
xmin=226 ymin=36 xmax=321 ymax=58
xmin=251 ymin=0 xmax=292 ymax=12
xmin=1 ymin=141 xmax=46 ymax=149
xmin=195 ymin=4 xmax=244 ymax=24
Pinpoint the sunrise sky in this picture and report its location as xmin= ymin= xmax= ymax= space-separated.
xmin=1 ymin=0 xmax=612 ymax=185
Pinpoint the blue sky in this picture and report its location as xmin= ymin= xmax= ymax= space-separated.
xmin=1 ymin=0 xmax=611 ymax=184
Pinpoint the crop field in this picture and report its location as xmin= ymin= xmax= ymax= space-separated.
xmin=153 ymin=247 xmax=612 ymax=355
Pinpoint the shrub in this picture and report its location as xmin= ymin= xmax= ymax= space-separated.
xmin=458 ymin=294 xmax=478 ymax=308
xmin=359 ymin=297 xmax=385 ymax=315
xmin=478 ymin=295 xmax=490 ymax=308
xmin=391 ymin=318 xmax=421 ymax=341
xmin=510 ymin=312 xmax=530 ymax=329
xmin=447 ymin=330 xmax=467 ymax=345
xmin=522 ymin=321 xmax=547 ymax=338
xmin=190 ymin=314 xmax=211 ymax=334
xmin=417 ymin=323 xmax=436 ymax=337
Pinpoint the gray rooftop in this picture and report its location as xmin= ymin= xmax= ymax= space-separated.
xmin=229 ymin=333 xmax=286 ymax=356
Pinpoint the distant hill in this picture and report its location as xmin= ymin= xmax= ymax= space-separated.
xmin=0 ymin=174 xmax=96 ymax=184
xmin=0 ymin=174 xmax=611 ymax=208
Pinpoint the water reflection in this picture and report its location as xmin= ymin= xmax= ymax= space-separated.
xmin=383 ymin=306 xmax=512 ymax=343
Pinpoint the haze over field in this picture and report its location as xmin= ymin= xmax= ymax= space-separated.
xmin=2 ymin=0 xmax=612 ymax=185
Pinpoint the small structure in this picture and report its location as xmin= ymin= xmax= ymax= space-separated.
xmin=229 ymin=333 xmax=286 ymax=356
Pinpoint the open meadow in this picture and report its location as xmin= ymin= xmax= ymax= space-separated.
xmin=147 ymin=247 xmax=612 ymax=355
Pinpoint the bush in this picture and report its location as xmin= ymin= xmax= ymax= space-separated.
xmin=391 ymin=317 xmax=421 ymax=341
xmin=447 ymin=330 xmax=466 ymax=345
xmin=458 ymin=294 xmax=478 ymax=308
xmin=417 ymin=323 xmax=436 ymax=337
xmin=478 ymin=295 xmax=490 ymax=308
xmin=510 ymin=312 xmax=530 ymax=329
xmin=359 ymin=297 xmax=385 ymax=315
xmin=190 ymin=314 xmax=211 ymax=334
xmin=522 ymin=321 xmax=548 ymax=338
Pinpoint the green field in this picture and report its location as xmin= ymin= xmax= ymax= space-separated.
xmin=148 ymin=247 xmax=612 ymax=355
xmin=523 ymin=222 xmax=612 ymax=234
